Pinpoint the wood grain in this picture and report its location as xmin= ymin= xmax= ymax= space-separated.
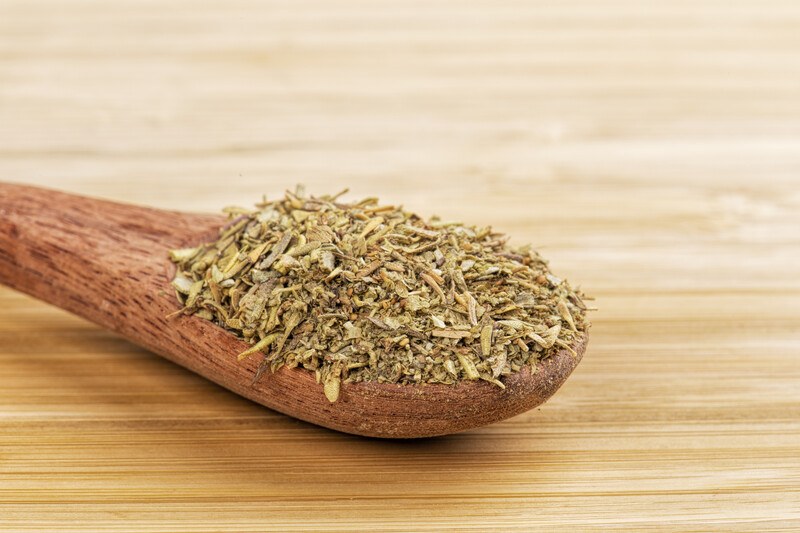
xmin=1 ymin=0 xmax=799 ymax=530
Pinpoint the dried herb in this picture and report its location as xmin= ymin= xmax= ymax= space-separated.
xmin=169 ymin=187 xmax=590 ymax=402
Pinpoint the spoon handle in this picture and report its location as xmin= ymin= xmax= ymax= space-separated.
xmin=0 ymin=182 xmax=221 ymax=347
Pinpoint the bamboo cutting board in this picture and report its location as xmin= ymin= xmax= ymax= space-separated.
xmin=1 ymin=0 xmax=799 ymax=530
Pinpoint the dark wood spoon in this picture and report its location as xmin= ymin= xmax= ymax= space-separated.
xmin=0 ymin=183 xmax=586 ymax=438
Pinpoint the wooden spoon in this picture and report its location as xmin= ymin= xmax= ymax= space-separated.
xmin=0 ymin=183 xmax=587 ymax=438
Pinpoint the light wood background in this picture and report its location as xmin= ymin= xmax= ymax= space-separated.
xmin=1 ymin=0 xmax=799 ymax=530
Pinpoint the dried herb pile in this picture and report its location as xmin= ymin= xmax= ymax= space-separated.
xmin=169 ymin=187 xmax=589 ymax=402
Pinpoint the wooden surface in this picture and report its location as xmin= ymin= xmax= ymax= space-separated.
xmin=1 ymin=0 xmax=799 ymax=530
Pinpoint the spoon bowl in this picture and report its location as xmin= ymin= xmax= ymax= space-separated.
xmin=0 ymin=183 xmax=586 ymax=438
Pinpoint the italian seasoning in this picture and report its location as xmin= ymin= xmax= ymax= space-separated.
xmin=169 ymin=187 xmax=589 ymax=402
